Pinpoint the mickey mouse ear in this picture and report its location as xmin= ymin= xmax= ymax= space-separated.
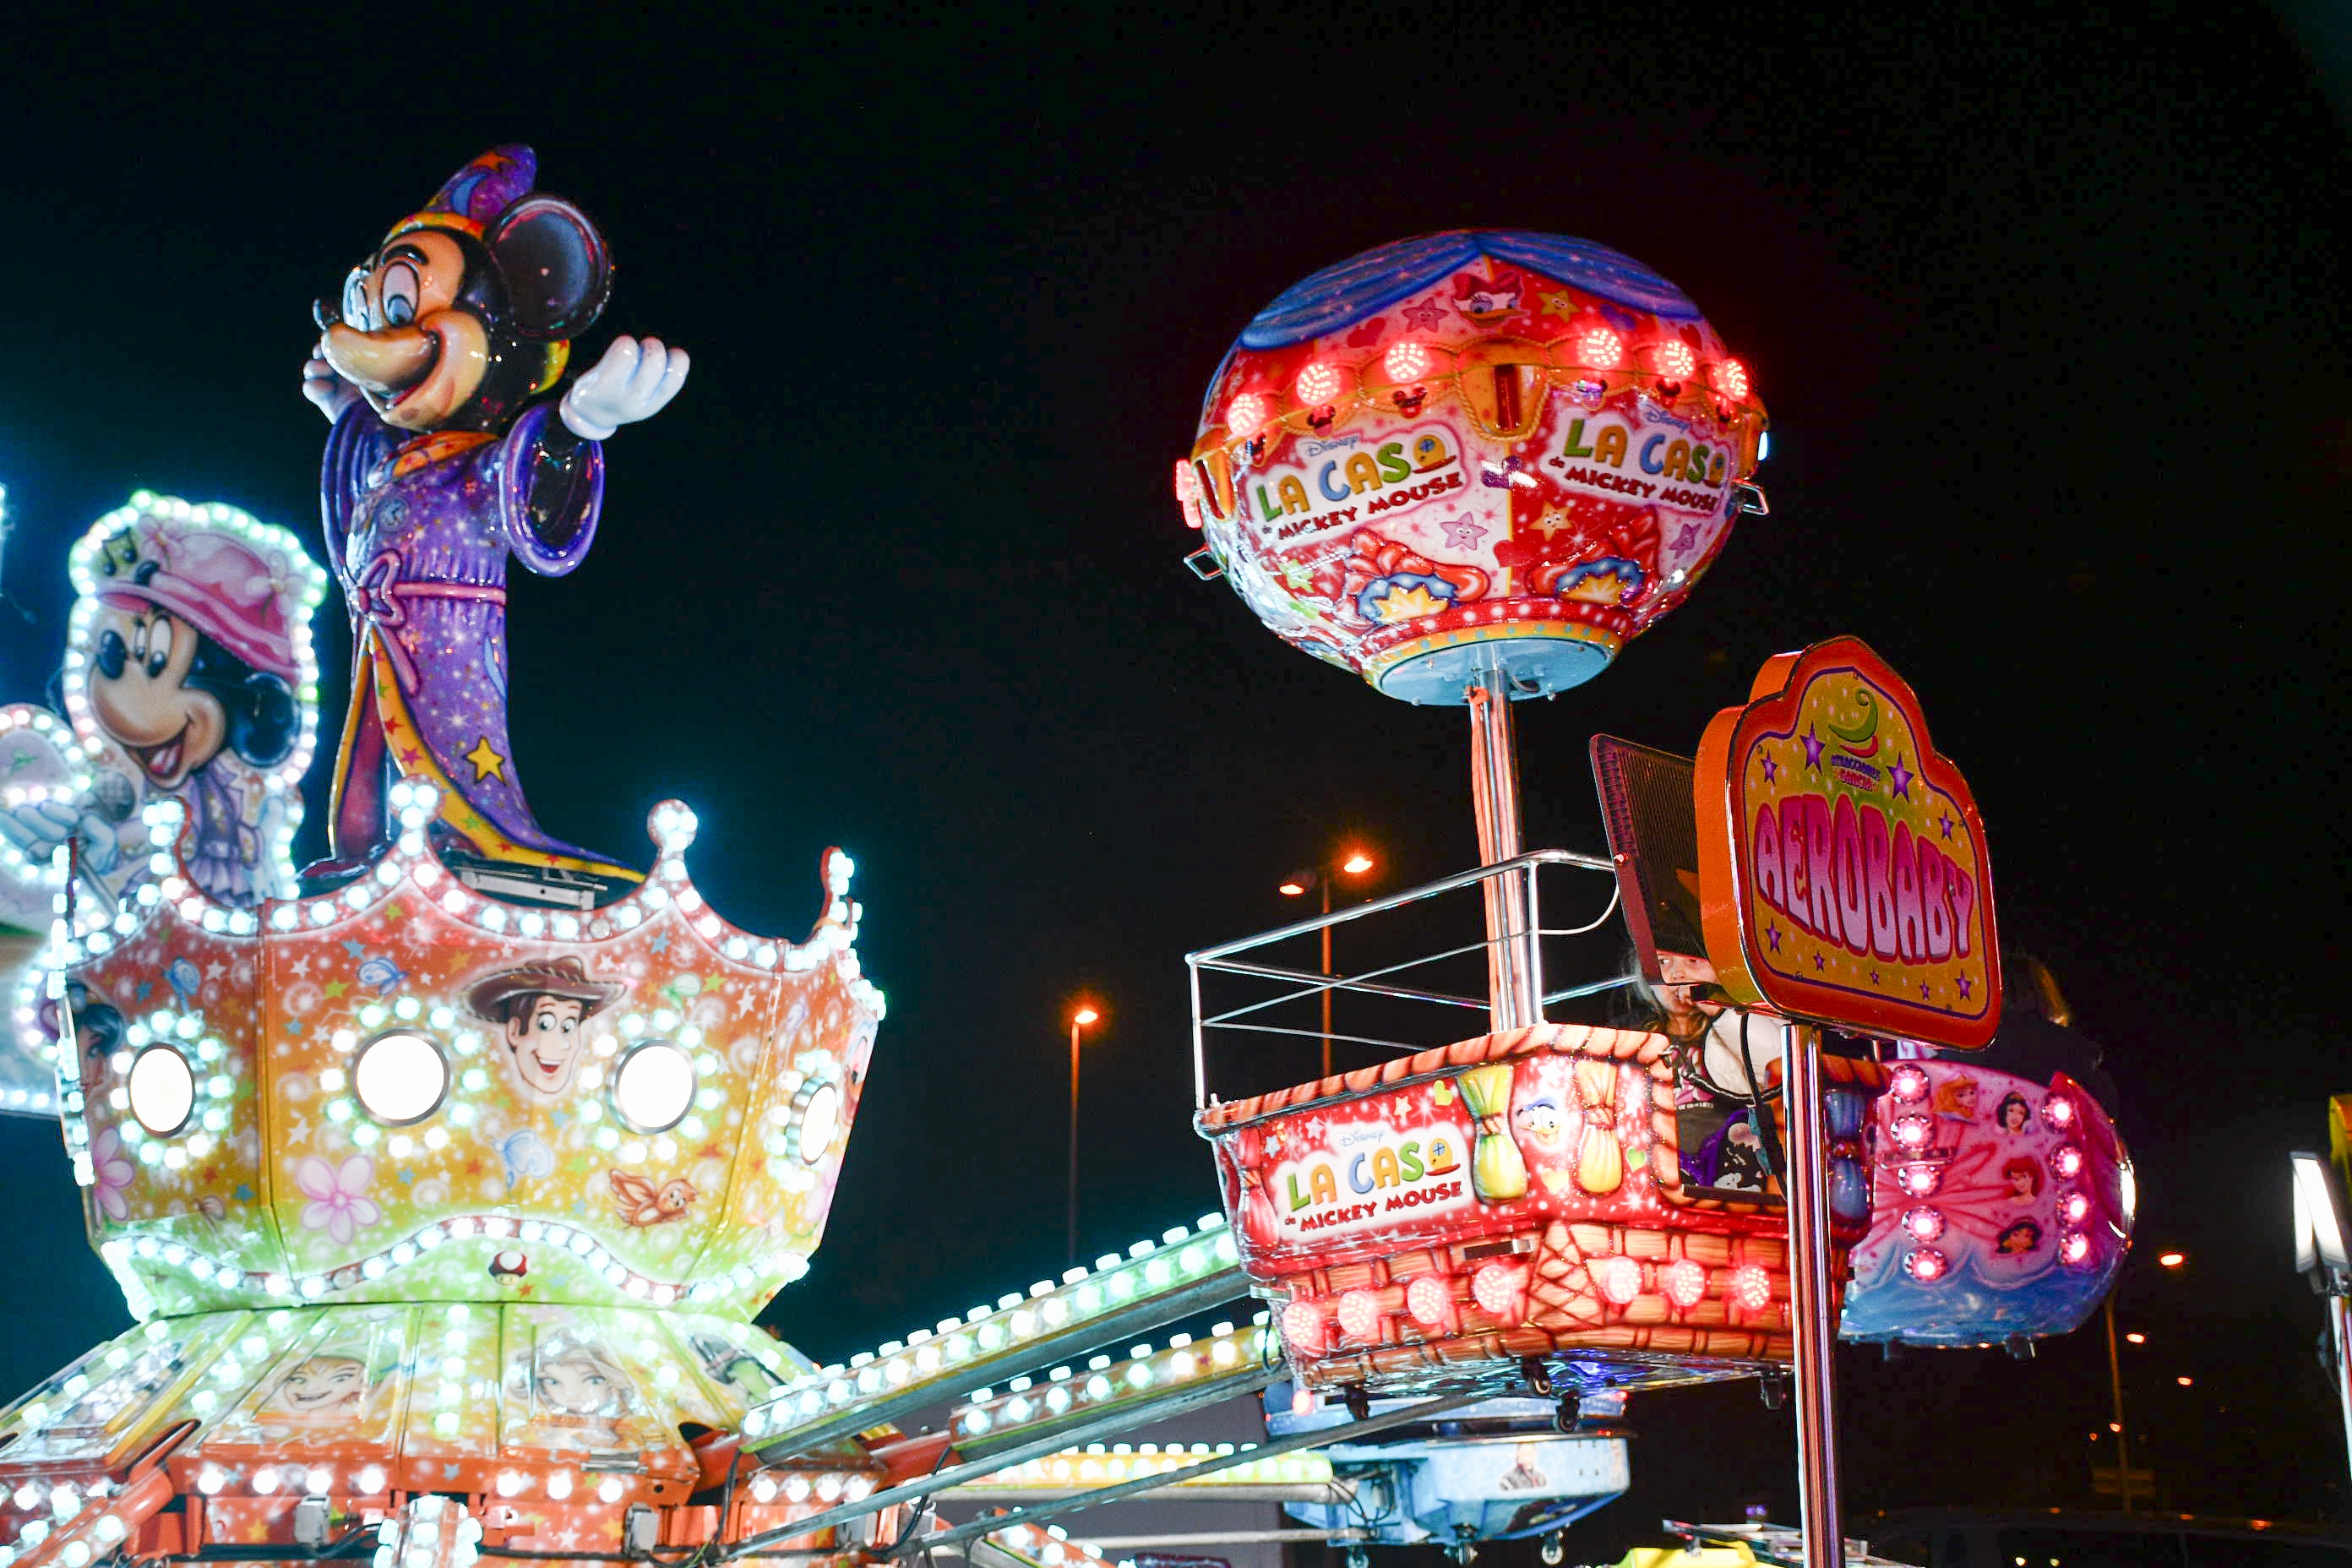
xmin=488 ymin=195 xmax=612 ymax=340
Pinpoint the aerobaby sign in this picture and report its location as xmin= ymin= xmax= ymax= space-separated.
xmin=1695 ymin=637 xmax=2001 ymax=1048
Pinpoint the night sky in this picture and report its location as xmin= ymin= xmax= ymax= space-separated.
xmin=0 ymin=5 xmax=2345 ymax=1559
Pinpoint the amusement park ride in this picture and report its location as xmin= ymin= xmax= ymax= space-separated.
xmin=0 ymin=154 xmax=2140 ymax=1568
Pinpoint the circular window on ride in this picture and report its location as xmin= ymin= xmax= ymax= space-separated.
xmin=612 ymin=1040 xmax=696 ymax=1134
xmin=127 ymin=1044 xmax=195 ymax=1136
xmin=352 ymin=1032 xmax=449 ymax=1126
xmin=797 ymin=1082 xmax=841 ymax=1165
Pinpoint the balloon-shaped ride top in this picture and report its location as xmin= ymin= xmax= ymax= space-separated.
xmin=1177 ymin=231 xmax=1766 ymax=704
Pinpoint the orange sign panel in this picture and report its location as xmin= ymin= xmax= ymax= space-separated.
xmin=1695 ymin=637 xmax=2001 ymax=1048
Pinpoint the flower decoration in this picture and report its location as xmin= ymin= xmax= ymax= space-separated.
xmin=90 ymin=1126 xmax=136 ymax=1222
xmin=295 ymin=1154 xmax=382 ymax=1245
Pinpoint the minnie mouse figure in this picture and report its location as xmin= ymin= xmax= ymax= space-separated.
xmin=1 ymin=505 xmax=321 ymax=912
xmin=84 ymin=530 xmax=305 ymax=901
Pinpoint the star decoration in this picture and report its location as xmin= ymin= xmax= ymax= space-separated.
xmin=1539 ymin=290 xmax=1579 ymax=318
xmin=1401 ymin=296 xmax=1447 ymax=330
xmin=464 ymin=736 xmax=508 ymax=781
xmin=1919 ymin=980 xmax=1933 ymax=999
xmin=1374 ymin=584 xmax=1449 ymax=623
xmin=324 ymin=980 xmax=349 ymax=999
xmin=341 ymin=939 xmax=367 ymax=958
xmin=1888 ymin=754 xmax=1914 ymax=799
xmin=1813 ymin=953 xmax=1827 ymax=971
xmin=1765 ymin=921 xmax=1782 ymax=953
xmin=1673 ymin=523 xmax=1701 ymax=552
xmin=1801 ymin=726 xmax=1826 ymax=768
xmin=1280 ymin=561 xmax=1315 ymax=589
xmin=1957 ymin=973 xmax=1974 ymax=999
xmin=1440 ymin=516 xmax=1488 ymax=550
xmin=1938 ymin=810 xmax=1957 ymax=839
xmin=1760 ymin=754 xmax=1780 ymax=785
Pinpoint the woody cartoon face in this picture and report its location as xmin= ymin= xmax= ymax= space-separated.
xmin=505 ymin=995 xmax=587 ymax=1099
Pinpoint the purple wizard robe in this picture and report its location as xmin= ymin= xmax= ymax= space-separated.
xmin=320 ymin=400 xmax=633 ymax=879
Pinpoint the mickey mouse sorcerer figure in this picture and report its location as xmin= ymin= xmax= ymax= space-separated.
xmin=301 ymin=144 xmax=687 ymax=884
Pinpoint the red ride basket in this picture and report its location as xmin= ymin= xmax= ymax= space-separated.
xmin=1198 ymin=1021 xmax=1880 ymax=1400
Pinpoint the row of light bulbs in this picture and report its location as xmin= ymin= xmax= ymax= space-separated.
xmin=33 ymin=787 xmax=884 ymax=1029
xmin=743 ymin=1216 xmax=1239 ymax=1441
xmin=953 ymin=1441 xmax=1332 ymax=1489
xmin=95 ymin=1208 xmax=813 ymax=1308
xmin=1282 ymin=1254 xmax=1783 ymax=1358
xmin=954 ymin=1320 xmax=1270 ymax=1439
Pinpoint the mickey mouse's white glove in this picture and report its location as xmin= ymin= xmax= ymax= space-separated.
xmin=302 ymin=340 xmax=362 ymax=422
xmin=559 ymin=336 xmax=690 ymax=441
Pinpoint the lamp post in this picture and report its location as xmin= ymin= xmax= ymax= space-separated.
xmin=2100 ymin=1248 xmax=2186 ymax=1511
xmin=1067 ymin=1004 xmax=1098 ymax=1267
xmin=1278 ymin=851 xmax=1376 ymax=1079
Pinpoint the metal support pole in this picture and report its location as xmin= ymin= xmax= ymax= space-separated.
xmin=1782 ymin=1021 xmax=1843 ymax=1567
xmin=1067 ymin=1018 xmax=1081 ymax=1268
xmin=2104 ymin=1294 xmax=2133 ymax=1511
xmin=1320 ymin=879 xmax=1332 ymax=1079
xmin=1466 ymin=667 xmax=1540 ymax=1031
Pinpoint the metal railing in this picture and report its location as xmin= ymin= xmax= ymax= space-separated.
xmin=1184 ymin=848 xmax=1634 ymax=1109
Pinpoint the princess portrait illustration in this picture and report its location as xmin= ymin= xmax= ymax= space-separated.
xmin=258 ymin=1353 xmax=372 ymax=1423
xmin=513 ymin=1332 xmax=642 ymax=1451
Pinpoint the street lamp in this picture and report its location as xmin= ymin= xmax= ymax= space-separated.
xmin=1278 ymin=849 xmax=1377 ymax=1078
xmin=1067 ymin=1004 xmax=1099 ymax=1267
xmin=2101 ymin=1248 xmax=2186 ymax=1512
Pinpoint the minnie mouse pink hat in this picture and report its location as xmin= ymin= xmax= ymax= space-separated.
xmin=97 ymin=531 xmax=297 ymax=683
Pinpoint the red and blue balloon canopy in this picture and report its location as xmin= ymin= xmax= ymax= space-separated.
xmin=1179 ymin=231 xmax=1766 ymax=704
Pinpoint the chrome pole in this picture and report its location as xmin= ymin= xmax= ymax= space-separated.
xmin=1783 ymin=1021 xmax=1843 ymax=1566
xmin=1466 ymin=665 xmax=1540 ymax=1030
xmin=2333 ymin=1292 xmax=2352 ymax=1495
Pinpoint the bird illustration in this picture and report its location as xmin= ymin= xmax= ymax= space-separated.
xmin=609 ymin=1169 xmax=697 ymax=1227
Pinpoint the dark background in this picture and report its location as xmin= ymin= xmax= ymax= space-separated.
xmin=0 ymin=4 xmax=2345 ymax=1560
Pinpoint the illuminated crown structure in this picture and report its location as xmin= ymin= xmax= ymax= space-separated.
xmin=0 ymin=789 xmax=891 ymax=1565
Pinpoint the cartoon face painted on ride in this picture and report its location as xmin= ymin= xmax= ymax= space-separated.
xmin=1844 ymin=1059 xmax=2132 ymax=1346
xmin=1178 ymin=231 xmax=1767 ymax=706
xmin=0 ymin=498 xmax=324 ymax=929
xmin=260 ymin=1354 xmax=370 ymax=1420
xmin=466 ymin=959 xmax=622 ymax=1102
